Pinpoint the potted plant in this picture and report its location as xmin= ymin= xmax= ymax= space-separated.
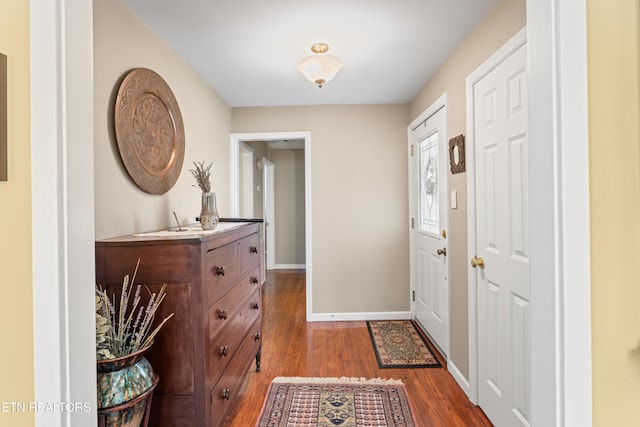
xmin=190 ymin=161 xmax=219 ymax=230
xmin=95 ymin=260 xmax=173 ymax=427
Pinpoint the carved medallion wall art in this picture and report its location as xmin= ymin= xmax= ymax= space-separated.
xmin=114 ymin=68 xmax=185 ymax=195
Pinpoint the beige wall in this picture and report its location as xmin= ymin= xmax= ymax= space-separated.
xmin=0 ymin=0 xmax=34 ymax=425
xmin=272 ymin=149 xmax=305 ymax=266
xmin=232 ymin=104 xmax=410 ymax=313
xmin=93 ymin=0 xmax=232 ymax=239
xmin=588 ymin=0 xmax=640 ymax=424
xmin=410 ymin=0 xmax=525 ymax=378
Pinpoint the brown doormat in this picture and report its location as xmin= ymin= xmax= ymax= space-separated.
xmin=367 ymin=320 xmax=442 ymax=368
xmin=255 ymin=377 xmax=418 ymax=427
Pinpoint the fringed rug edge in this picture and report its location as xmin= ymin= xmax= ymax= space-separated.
xmin=270 ymin=376 xmax=405 ymax=385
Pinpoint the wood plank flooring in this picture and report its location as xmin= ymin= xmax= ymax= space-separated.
xmin=222 ymin=269 xmax=493 ymax=427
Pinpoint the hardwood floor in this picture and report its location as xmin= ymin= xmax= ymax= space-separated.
xmin=223 ymin=269 xmax=492 ymax=427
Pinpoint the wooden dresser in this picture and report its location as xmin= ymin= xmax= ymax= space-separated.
xmin=95 ymin=222 xmax=263 ymax=427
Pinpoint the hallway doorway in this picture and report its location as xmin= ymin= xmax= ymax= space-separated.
xmin=230 ymin=132 xmax=313 ymax=320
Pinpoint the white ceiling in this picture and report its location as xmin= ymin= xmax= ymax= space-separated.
xmin=123 ymin=0 xmax=497 ymax=108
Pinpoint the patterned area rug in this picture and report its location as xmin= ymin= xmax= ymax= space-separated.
xmin=367 ymin=320 xmax=442 ymax=368
xmin=255 ymin=377 xmax=417 ymax=427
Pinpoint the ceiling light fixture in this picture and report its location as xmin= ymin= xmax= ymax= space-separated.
xmin=297 ymin=43 xmax=343 ymax=88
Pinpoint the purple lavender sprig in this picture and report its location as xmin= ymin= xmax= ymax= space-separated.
xmin=95 ymin=260 xmax=174 ymax=360
xmin=189 ymin=161 xmax=212 ymax=192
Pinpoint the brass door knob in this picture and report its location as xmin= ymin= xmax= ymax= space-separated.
xmin=437 ymin=248 xmax=447 ymax=256
xmin=471 ymin=256 xmax=485 ymax=269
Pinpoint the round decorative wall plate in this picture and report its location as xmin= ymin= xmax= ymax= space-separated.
xmin=114 ymin=68 xmax=185 ymax=195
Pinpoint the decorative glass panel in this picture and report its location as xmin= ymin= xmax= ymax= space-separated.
xmin=419 ymin=132 xmax=439 ymax=234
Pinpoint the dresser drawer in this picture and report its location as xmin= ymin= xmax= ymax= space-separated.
xmin=206 ymin=241 xmax=238 ymax=303
xmin=210 ymin=318 xmax=262 ymax=427
xmin=208 ymin=266 xmax=261 ymax=338
xmin=207 ymin=287 xmax=261 ymax=386
xmin=238 ymin=232 xmax=261 ymax=274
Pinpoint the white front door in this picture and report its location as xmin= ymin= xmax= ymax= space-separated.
xmin=410 ymin=104 xmax=449 ymax=357
xmin=473 ymin=43 xmax=530 ymax=427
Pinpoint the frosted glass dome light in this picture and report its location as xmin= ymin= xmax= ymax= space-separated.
xmin=297 ymin=43 xmax=343 ymax=88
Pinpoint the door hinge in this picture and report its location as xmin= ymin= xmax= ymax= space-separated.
xmin=412 ymin=290 xmax=416 ymax=302
xmin=410 ymin=145 xmax=414 ymax=156
xmin=411 ymin=218 xmax=415 ymax=229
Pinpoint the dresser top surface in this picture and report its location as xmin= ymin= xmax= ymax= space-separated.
xmin=96 ymin=221 xmax=259 ymax=244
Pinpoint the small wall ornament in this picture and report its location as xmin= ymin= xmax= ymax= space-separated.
xmin=449 ymin=134 xmax=466 ymax=174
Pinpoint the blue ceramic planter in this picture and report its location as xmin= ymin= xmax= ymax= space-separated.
xmin=97 ymin=347 xmax=157 ymax=427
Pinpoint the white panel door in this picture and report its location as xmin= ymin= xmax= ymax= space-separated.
xmin=263 ymin=158 xmax=275 ymax=270
xmin=239 ymin=142 xmax=254 ymax=217
xmin=473 ymin=44 xmax=530 ymax=427
xmin=411 ymin=106 xmax=449 ymax=357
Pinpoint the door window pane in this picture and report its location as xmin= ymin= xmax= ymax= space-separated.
xmin=419 ymin=132 xmax=439 ymax=234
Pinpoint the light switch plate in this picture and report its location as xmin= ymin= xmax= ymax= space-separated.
xmin=451 ymin=190 xmax=457 ymax=209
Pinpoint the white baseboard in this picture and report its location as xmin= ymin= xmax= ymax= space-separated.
xmin=273 ymin=263 xmax=306 ymax=269
xmin=308 ymin=311 xmax=412 ymax=322
xmin=448 ymin=359 xmax=476 ymax=404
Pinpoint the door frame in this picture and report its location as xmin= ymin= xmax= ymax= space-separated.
xmin=408 ymin=93 xmax=450 ymax=360
xmin=31 ymin=0 xmax=97 ymax=425
xmin=229 ymin=131 xmax=313 ymax=320
xmin=527 ymin=2 xmax=591 ymax=425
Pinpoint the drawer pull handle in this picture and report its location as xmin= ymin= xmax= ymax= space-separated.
xmin=221 ymin=388 xmax=231 ymax=400
xmin=219 ymin=345 xmax=229 ymax=356
xmin=250 ymin=246 xmax=258 ymax=253
xmin=215 ymin=266 xmax=226 ymax=276
xmin=250 ymin=276 xmax=259 ymax=285
xmin=252 ymin=302 xmax=260 ymax=310
xmin=254 ymin=332 xmax=261 ymax=341
xmin=218 ymin=309 xmax=228 ymax=320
